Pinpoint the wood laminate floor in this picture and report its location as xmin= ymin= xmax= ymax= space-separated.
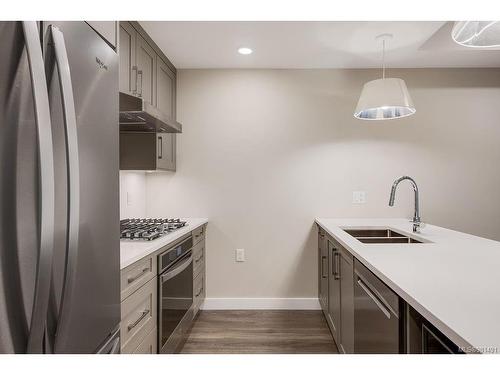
xmin=181 ymin=310 xmax=338 ymax=354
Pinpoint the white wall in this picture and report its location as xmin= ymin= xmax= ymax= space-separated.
xmin=119 ymin=171 xmax=147 ymax=219
xmin=139 ymin=68 xmax=500 ymax=299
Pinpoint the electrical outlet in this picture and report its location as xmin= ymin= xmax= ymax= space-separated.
xmin=126 ymin=192 xmax=133 ymax=206
xmin=352 ymin=191 xmax=366 ymax=204
xmin=236 ymin=249 xmax=245 ymax=262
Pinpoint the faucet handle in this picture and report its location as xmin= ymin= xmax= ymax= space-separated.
xmin=410 ymin=220 xmax=425 ymax=233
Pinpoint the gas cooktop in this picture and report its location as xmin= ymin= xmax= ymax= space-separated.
xmin=120 ymin=218 xmax=188 ymax=241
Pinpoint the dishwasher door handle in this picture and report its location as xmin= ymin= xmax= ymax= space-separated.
xmin=357 ymin=278 xmax=391 ymax=319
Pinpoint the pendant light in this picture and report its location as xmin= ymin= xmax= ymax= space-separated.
xmin=452 ymin=21 xmax=500 ymax=48
xmin=354 ymin=34 xmax=416 ymax=121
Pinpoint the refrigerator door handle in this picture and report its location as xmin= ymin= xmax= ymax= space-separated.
xmin=45 ymin=25 xmax=81 ymax=349
xmin=22 ymin=21 xmax=56 ymax=354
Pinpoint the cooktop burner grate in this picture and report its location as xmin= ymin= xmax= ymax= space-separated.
xmin=120 ymin=218 xmax=187 ymax=241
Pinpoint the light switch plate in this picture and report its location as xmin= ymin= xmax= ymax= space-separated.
xmin=126 ymin=192 xmax=132 ymax=206
xmin=236 ymin=249 xmax=245 ymax=262
xmin=352 ymin=191 xmax=366 ymax=204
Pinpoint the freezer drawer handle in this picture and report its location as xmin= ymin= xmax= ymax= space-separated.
xmin=22 ymin=21 xmax=56 ymax=354
xmin=127 ymin=267 xmax=150 ymax=284
xmin=127 ymin=309 xmax=150 ymax=331
xmin=357 ymin=278 xmax=391 ymax=319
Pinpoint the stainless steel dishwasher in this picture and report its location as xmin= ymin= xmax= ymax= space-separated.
xmin=354 ymin=259 xmax=401 ymax=353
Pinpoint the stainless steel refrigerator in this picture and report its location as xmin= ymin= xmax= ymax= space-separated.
xmin=0 ymin=21 xmax=120 ymax=353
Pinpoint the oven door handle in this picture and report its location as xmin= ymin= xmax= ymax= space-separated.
xmin=160 ymin=254 xmax=193 ymax=283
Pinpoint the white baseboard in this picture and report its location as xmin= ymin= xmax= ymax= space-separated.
xmin=200 ymin=298 xmax=321 ymax=310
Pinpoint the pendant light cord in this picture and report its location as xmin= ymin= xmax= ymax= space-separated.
xmin=382 ymin=38 xmax=386 ymax=79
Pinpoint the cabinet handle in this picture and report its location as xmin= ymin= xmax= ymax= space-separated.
xmin=321 ymin=256 xmax=327 ymax=278
xmin=195 ymin=252 xmax=204 ymax=263
xmin=137 ymin=69 xmax=143 ymax=97
xmin=127 ymin=309 xmax=150 ymax=331
xmin=195 ymin=286 xmax=204 ymax=298
xmin=331 ymin=248 xmax=340 ymax=280
xmin=334 ymin=252 xmax=340 ymax=280
xmin=158 ymin=136 xmax=163 ymax=159
xmin=131 ymin=65 xmax=138 ymax=93
xmin=127 ymin=267 xmax=149 ymax=284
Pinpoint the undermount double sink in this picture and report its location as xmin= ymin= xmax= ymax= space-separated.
xmin=343 ymin=228 xmax=426 ymax=244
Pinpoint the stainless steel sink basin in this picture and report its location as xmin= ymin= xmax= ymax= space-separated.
xmin=343 ymin=228 xmax=424 ymax=244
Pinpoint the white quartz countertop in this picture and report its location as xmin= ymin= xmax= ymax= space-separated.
xmin=315 ymin=218 xmax=500 ymax=354
xmin=120 ymin=218 xmax=208 ymax=270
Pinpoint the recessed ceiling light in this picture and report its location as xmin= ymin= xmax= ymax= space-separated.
xmin=238 ymin=47 xmax=253 ymax=55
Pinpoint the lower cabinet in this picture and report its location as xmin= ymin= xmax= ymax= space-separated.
xmin=318 ymin=228 xmax=328 ymax=313
xmin=119 ymin=224 xmax=207 ymax=354
xmin=318 ymin=224 xmax=458 ymax=354
xmin=327 ymin=238 xmax=341 ymax=344
xmin=338 ymin=245 xmax=354 ymax=354
xmin=324 ymin=235 xmax=354 ymax=353
xmin=192 ymin=235 xmax=206 ymax=318
xmin=406 ymin=305 xmax=463 ymax=354
xmin=133 ymin=326 xmax=158 ymax=354
xmin=120 ymin=277 xmax=157 ymax=354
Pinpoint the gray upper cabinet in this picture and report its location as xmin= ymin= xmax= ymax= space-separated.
xmin=119 ymin=22 xmax=137 ymax=94
xmin=156 ymin=133 xmax=176 ymax=171
xmin=136 ymin=34 xmax=156 ymax=106
xmin=156 ymin=58 xmax=177 ymax=171
xmin=119 ymin=22 xmax=178 ymax=172
xmin=156 ymin=58 xmax=175 ymax=116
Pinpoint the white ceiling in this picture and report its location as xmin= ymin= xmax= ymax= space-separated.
xmin=140 ymin=21 xmax=500 ymax=69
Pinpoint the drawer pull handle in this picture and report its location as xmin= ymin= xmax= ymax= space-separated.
xmin=127 ymin=267 xmax=149 ymax=284
xmin=195 ymin=287 xmax=203 ymax=298
xmin=127 ymin=309 xmax=150 ymax=331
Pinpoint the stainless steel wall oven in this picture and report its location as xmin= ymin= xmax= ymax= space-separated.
xmin=158 ymin=235 xmax=193 ymax=353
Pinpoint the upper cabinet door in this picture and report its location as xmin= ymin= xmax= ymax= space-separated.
xmin=156 ymin=133 xmax=176 ymax=171
xmin=136 ymin=35 xmax=156 ymax=106
xmin=119 ymin=22 xmax=137 ymax=94
xmin=155 ymin=58 xmax=175 ymax=118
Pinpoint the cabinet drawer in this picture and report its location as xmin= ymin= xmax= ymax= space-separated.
xmin=193 ymin=273 xmax=205 ymax=317
xmin=121 ymin=255 xmax=157 ymax=301
xmin=121 ymin=277 xmax=157 ymax=353
xmin=192 ymin=225 xmax=205 ymax=245
xmin=133 ymin=326 xmax=157 ymax=354
xmin=193 ymin=240 xmax=205 ymax=279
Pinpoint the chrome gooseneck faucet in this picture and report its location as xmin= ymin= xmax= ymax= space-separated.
xmin=389 ymin=176 xmax=421 ymax=233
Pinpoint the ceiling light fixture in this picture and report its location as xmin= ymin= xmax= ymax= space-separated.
xmin=451 ymin=21 xmax=500 ymax=48
xmin=354 ymin=34 xmax=416 ymax=121
xmin=238 ymin=47 xmax=253 ymax=55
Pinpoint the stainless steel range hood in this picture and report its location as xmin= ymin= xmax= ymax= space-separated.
xmin=119 ymin=92 xmax=182 ymax=133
